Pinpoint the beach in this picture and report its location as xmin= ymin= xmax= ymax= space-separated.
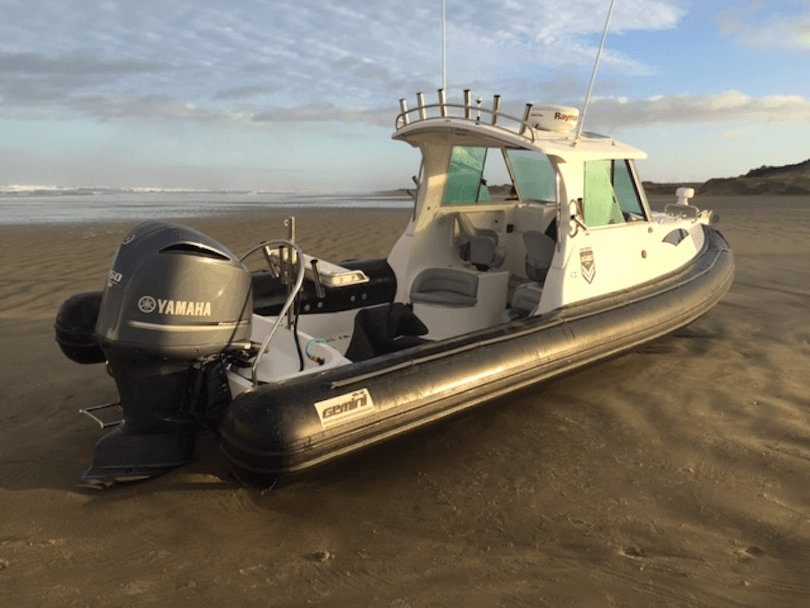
xmin=1 ymin=197 xmax=809 ymax=607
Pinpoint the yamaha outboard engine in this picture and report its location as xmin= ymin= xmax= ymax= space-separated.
xmin=83 ymin=220 xmax=252 ymax=482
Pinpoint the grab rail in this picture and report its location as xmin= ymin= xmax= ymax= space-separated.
xmin=395 ymin=89 xmax=536 ymax=143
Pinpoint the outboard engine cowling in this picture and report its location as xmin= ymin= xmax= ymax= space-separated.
xmin=55 ymin=291 xmax=106 ymax=364
xmin=83 ymin=220 xmax=252 ymax=482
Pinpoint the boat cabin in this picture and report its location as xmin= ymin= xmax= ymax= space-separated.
xmin=386 ymin=91 xmax=708 ymax=338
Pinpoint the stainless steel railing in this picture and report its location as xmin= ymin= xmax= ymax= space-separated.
xmin=395 ymin=89 xmax=536 ymax=143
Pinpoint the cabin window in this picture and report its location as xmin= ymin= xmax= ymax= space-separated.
xmin=443 ymin=146 xmax=555 ymax=205
xmin=505 ymin=149 xmax=556 ymax=202
xmin=583 ymin=159 xmax=646 ymax=227
xmin=613 ymin=160 xmax=646 ymax=219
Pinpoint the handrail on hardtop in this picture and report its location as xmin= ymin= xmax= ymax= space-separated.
xmin=395 ymin=89 xmax=536 ymax=143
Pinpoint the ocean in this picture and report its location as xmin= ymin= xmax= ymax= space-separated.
xmin=0 ymin=187 xmax=413 ymax=226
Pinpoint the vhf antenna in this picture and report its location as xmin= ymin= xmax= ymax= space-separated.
xmin=574 ymin=0 xmax=616 ymax=146
xmin=441 ymin=0 xmax=447 ymax=91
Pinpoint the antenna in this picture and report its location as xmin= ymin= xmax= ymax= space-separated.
xmin=574 ymin=0 xmax=616 ymax=145
xmin=441 ymin=0 xmax=447 ymax=91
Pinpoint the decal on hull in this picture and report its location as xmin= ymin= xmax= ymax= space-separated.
xmin=580 ymin=247 xmax=596 ymax=284
xmin=314 ymin=389 xmax=375 ymax=428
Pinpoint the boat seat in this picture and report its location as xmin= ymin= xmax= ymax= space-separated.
xmin=524 ymin=231 xmax=556 ymax=282
xmin=410 ymin=268 xmax=478 ymax=307
xmin=503 ymin=283 xmax=543 ymax=320
xmin=501 ymin=232 xmax=554 ymax=322
xmin=456 ymin=214 xmax=505 ymax=271
xmin=456 ymin=212 xmax=498 ymax=243
xmin=468 ymin=235 xmax=505 ymax=271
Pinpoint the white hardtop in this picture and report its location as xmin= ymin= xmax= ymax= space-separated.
xmin=392 ymin=91 xmax=646 ymax=162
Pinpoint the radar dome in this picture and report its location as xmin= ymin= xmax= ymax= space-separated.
xmin=529 ymin=105 xmax=579 ymax=133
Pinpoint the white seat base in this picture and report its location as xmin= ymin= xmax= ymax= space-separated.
xmin=412 ymin=269 xmax=510 ymax=339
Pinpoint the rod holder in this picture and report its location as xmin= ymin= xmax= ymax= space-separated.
xmin=399 ymin=98 xmax=409 ymax=125
xmin=464 ymin=89 xmax=472 ymax=120
xmin=416 ymin=92 xmax=426 ymax=120
xmin=492 ymin=95 xmax=501 ymax=126
xmin=438 ymin=89 xmax=447 ymax=117
xmin=284 ymin=216 xmax=296 ymax=243
xmin=519 ymin=103 xmax=533 ymax=135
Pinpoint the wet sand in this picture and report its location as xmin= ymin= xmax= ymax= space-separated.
xmin=1 ymin=197 xmax=809 ymax=607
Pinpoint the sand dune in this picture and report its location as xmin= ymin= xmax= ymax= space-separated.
xmin=699 ymin=177 xmax=810 ymax=196
xmin=1 ymin=198 xmax=809 ymax=606
xmin=643 ymin=159 xmax=810 ymax=196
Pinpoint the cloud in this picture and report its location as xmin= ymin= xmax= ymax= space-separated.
xmin=587 ymin=91 xmax=810 ymax=130
xmin=0 ymin=0 xmax=687 ymax=118
xmin=63 ymin=91 xmax=394 ymax=128
xmin=214 ymin=85 xmax=279 ymax=100
xmin=69 ymin=93 xmax=231 ymax=123
xmin=0 ymin=50 xmax=167 ymax=76
xmin=20 ymin=81 xmax=807 ymax=137
xmin=716 ymin=5 xmax=810 ymax=52
xmin=0 ymin=50 xmax=168 ymax=105
xmin=252 ymin=102 xmax=390 ymax=126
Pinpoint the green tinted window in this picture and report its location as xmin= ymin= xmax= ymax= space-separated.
xmin=443 ymin=147 xmax=488 ymax=205
xmin=583 ymin=159 xmax=647 ymax=226
xmin=444 ymin=146 xmax=555 ymax=206
xmin=612 ymin=160 xmax=644 ymax=217
xmin=506 ymin=149 xmax=555 ymax=201
xmin=583 ymin=160 xmax=624 ymax=227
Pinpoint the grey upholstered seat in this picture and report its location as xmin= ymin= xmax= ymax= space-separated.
xmin=523 ymin=231 xmax=556 ymax=282
xmin=503 ymin=231 xmax=556 ymax=321
xmin=410 ymin=268 xmax=479 ymax=307
xmin=506 ymin=282 xmax=543 ymax=319
xmin=456 ymin=215 xmax=505 ymax=271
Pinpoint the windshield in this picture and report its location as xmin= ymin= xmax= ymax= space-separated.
xmin=443 ymin=146 xmax=556 ymax=205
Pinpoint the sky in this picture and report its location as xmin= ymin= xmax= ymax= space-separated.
xmin=1 ymin=0 xmax=809 ymax=192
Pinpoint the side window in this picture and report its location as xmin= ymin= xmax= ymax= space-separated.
xmin=583 ymin=159 xmax=646 ymax=227
xmin=505 ymin=149 xmax=556 ymax=202
xmin=613 ymin=160 xmax=645 ymax=218
xmin=583 ymin=160 xmax=624 ymax=227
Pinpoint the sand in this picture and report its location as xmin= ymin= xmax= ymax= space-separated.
xmin=1 ymin=197 xmax=809 ymax=607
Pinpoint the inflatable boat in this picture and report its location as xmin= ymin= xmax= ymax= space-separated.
xmin=55 ymin=91 xmax=734 ymax=484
